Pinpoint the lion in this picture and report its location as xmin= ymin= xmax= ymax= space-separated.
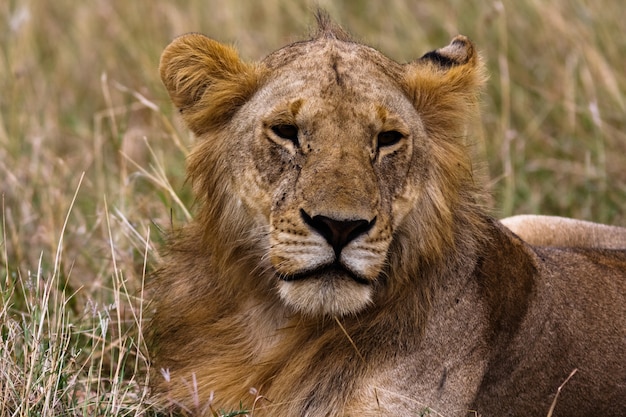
xmin=149 ymin=14 xmax=626 ymax=417
xmin=502 ymin=214 xmax=626 ymax=249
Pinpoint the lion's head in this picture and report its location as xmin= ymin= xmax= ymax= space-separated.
xmin=159 ymin=16 xmax=485 ymax=317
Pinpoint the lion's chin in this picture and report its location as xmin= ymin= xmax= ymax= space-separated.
xmin=277 ymin=268 xmax=373 ymax=317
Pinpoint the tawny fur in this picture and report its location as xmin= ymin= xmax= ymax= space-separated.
xmin=502 ymin=214 xmax=626 ymax=249
xmin=149 ymin=14 xmax=626 ymax=417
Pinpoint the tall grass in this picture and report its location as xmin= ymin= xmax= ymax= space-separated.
xmin=1 ymin=0 xmax=625 ymax=415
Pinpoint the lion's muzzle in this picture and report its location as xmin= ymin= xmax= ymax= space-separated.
xmin=300 ymin=209 xmax=376 ymax=257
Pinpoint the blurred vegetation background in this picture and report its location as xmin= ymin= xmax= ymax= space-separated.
xmin=1 ymin=0 xmax=625 ymax=415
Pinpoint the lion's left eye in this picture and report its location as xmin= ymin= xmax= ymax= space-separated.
xmin=271 ymin=124 xmax=299 ymax=146
xmin=377 ymin=130 xmax=404 ymax=148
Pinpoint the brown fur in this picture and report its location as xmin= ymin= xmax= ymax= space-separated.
xmin=149 ymin=14 xmax=626 ymax=416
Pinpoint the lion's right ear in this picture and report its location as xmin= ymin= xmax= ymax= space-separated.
xmin=403 ymin=36 xmax=486 ymax=140
xmin=160 ymin=33 xmax=263 ymax=135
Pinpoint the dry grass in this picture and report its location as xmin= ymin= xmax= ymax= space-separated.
xmin=1 ymin=0 xmax=625 ymax=415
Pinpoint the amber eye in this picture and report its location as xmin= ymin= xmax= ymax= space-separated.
xmin=377 ymin=130 xmax=404 ymax=148
xmin=271 ymin=124 xmax=299 ymax=145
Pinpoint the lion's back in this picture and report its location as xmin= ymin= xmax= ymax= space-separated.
xmin=502 ymin=215 xmax=626 ymax=249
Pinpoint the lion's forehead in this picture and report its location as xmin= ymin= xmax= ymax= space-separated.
xmin=262 ymin=39 xmax=406 ymax=104
xmin=249 ymin=46 xmax=417 ymax=147
xmin=264 ymin=37 xmax=400 ymax=72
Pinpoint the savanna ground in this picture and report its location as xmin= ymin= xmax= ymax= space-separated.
xmin=1 ymin=0 xmax=625 ymax=415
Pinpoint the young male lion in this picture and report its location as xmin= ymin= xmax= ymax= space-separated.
xmin=149 ymin=13 xmax=626 ymax=417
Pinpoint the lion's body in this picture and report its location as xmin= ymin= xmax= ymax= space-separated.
xmin=150 ymin=15 xmax=626 ymax=416
xmin=502 ymin=214 xmax=626 ymax=249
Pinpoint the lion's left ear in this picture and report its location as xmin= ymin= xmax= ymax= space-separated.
xmin=160 ymin=33 xmax=264 ymax=136
xmin=403 ymin=36 xmax=486 ymax=136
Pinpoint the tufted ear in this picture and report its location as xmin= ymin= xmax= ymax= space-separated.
xmin=160 ymin=33 xmax=264 ymax=136
xmin=403 ymin=35 xmax=486 ymax=139
xmin=418 ymin=35 xmax=479 ymax=69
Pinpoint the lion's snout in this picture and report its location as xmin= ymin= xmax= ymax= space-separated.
xmin=300 ymin=208 xmax=376 ymax=256
xmin=268 ymin=207 xmax=387 ymax=316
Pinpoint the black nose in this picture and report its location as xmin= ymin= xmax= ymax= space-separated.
xmin=301 ymin=209 xmax=376 ymax=256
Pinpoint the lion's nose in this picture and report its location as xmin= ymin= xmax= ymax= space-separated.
xmin=300 ymin=209 xmax=376 ymax=256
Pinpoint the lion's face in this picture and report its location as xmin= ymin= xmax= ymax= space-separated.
xmin=160 ymin=29 xmax=482 ymax=317
xmin=222 ymin=42 xmax=428 ymax=316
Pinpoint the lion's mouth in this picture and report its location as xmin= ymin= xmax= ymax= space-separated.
xmin=279 ymin=263 xmax=370 ymax=285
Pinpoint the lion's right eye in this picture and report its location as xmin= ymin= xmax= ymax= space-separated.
xmin=271 ymin=124 xmax=299 ymax=146
xmin=377 ymin=130 xmax=404 ymax=149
